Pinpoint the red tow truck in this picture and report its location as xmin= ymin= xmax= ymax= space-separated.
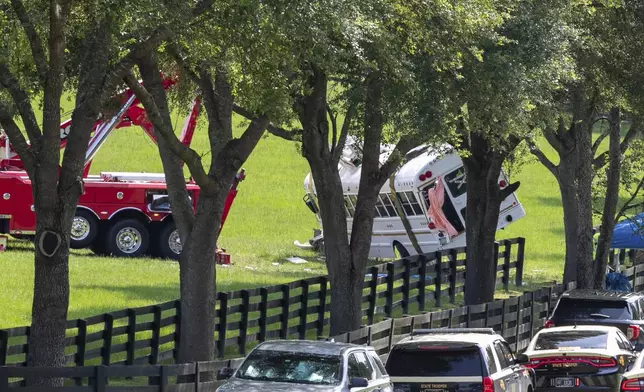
xmin=0 ymin=78 xmax=240 ymax=262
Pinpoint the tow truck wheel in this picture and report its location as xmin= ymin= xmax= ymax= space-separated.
xmin=158 ymin=221 xmax=181 ymax=261
xmin=106 ymin=218 xmax=149 ymax=257
xmin=70 ymin=209 xmax=99 ymax=249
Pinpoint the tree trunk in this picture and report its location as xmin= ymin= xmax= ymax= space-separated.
xmin=557 ymin=154 xmax=579 ymax=285
xmin=463 ymin=156 xmax=504 ymax=304
xmin=307 ymin=160 xmax=356 ymax=335
xmin=593 ymin=107 xmax=622 ymax=288
xmin=575 ymin=121 xmax=596 ymax=289
xmin=462 ymin=133 xmax=520 ymax=305
xmin=27 ymin=204 xmax=69 ymax=386
xmin=177 ymin=193 xmax=225 ymax=363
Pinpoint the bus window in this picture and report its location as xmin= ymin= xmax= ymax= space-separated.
xmin=444 ymin=167 xmax=466 ymax=199
xmin=396 ymin=192 xmax=423 ymax=216
xmin=375 ymin=195 xmax=390 ymax=217
xmin=380 ymin=194 xmax=398 ymax=217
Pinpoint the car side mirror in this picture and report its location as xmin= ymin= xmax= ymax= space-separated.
xmin=349 ymin=377 xmax=369 ymax=388
xmin=516 ymin=353 xmax=529 ymax=364
xmin=217 ymin=367 xmax=235 ymax=380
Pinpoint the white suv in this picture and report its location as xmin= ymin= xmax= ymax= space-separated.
xmin=385 ymin=328 xmax=535 ymax=392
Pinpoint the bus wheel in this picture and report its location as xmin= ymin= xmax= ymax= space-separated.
xmin=70 ymin=209 xmax=99 ymax=249
xmin=106 ymin=218 xmax=149 ymax=257
xmin=393 ymin=242 xmax=410 ymax=259
xmin=158 ymin=221 xmax=182 ymax=261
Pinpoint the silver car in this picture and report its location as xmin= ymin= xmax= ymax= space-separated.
xmin=215 ymin=340 xmax=393 ymax=392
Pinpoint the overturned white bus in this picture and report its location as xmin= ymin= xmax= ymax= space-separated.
xmin=294 ymin=138 xmax=526 ymax=259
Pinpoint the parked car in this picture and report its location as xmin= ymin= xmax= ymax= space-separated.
xmin=215 ymin=340 xmax=393 ymax=391
xmin=384 ymin=328 xmax=535 ymax=392
xmin=620 ymin=349 xmax=644 ymax=391
xmin=545 ymin=289 xmax=644 ymax=350
xmin=518 ymin=325 xmax=637 ymax=391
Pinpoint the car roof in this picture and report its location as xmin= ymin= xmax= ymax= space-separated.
xmin=253 ymin=340 xmax=367 ymax=356
xmin=535 ymin=325 xmax=618 ymax=334
xmin=561 ymin=289 xmax=642 ymax=302
xmin=393 ymin=328 xmax=502 ymax=347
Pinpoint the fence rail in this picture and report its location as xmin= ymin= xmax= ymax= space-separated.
xmin=0 ymin=237 xmax=526 ymax=367
xmin=2 ymin=278 xmax=572 ymax=391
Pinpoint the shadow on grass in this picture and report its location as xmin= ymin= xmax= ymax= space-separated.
xmin=534 ymin=195 xmax=563 ymax=208
xmin=549 ymin=227 xmax=565 ymax=236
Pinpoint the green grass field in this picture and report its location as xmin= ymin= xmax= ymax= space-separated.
xmin=0 ymin=105 xmax=596 ymax=329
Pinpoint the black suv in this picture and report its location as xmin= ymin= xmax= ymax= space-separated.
xmin=546 ymin=289 xmax=644 ymax=351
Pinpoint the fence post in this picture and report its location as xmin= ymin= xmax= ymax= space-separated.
xmin=127 ymin=309 xmax=136 ymax=366
xmin=194 ymin=361 xmax=200 ymax=392
xmin=529 ymin=291 xmax=536 ymax=339
xmin=386 ymin=318 xmax=395 ymax=353
xmin=239 ymin=290 xmax=250 ymax=356
xmin=0 ymin=330 xmax=7 ymax=366
xmin=317 ymin=278 xmax=328 ymax=338
xmin=95 ymin=365 xmax=107 ymax=392
xmin=434 ymin=252 xmax=442 ymax=308
xmin=75 ymin=319 xmax=88 ymax=385
xmin=516 ymin=238 xmax=525 ymax=286
xmin=150 ymin=305 xmax=162 ymax=365
xmin=299 ymin=282 xmax=309 ymax=340
xmin=503 ymin=240 xmax=511 ymax=291
xmin=160 ymin=365 xmax=168 ymax=392
xmin=259 ymin=288 xmax=268 ymax=342
xmin=449 ymin=249 xmax=457 ymax=304
xmin=515 ymin=294 xmax=523 ymax=351
xmin=280 ymin=284 xmax=290 ymax=339
xmin=367 ymin=267 xmax=379 ymax=325
xmin=418 ymin=255 xmax=427 ymax=312
xmin=102 ymin=314 xmax=114 ymax=366
xmin=173 ymin=300 xmax=181 ymax=362
xmin=402 ymin=258 xmax=411 ymax=315
xmin=217 ymin=293 xmax=229 ymax=358
xmin=0 ymin=365 xmax=8 ymax=391
xmin=385 ymin=263 xmax=395 ymax=318
xmin=620 ymin=249 xmax=627 ymax=266
xmin=500 ymin=299 xmax=507 ymax=338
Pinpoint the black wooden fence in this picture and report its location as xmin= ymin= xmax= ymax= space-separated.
xmin=0 ymin=238 xmax=526 ymax=367
xmin=332 ymin=281 xmax=576 ymax=363
xmin=1 ymin=279 xmax=572 ymax=391
xmin=0 ymin=360 xmax=229 ymax=391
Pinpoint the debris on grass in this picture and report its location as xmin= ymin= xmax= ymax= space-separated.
xmin=286 ymin=257 xmax=307 ymax=264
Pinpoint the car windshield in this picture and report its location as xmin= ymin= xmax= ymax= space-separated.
xmin=235 ymin=350 xmax=342 ymax=385
xmin=386 ymin=347 xmax=483 ymax=377
xmin=553 ymin=298 xmax=631 ymax=320
xmin=534 ymin=331 xmax=608 ymax=350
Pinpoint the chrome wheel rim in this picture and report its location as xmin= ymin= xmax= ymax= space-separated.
xmin=116 ymin=227 xmax=142 ymax=254
xmin=71 ymin=216 xmax=91 ymax=241
xmin=168 ymin=230 xmax=182 ymax=254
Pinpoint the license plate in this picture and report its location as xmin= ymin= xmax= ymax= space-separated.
xmin=552 ymin=377 xmax=575 ymax=388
